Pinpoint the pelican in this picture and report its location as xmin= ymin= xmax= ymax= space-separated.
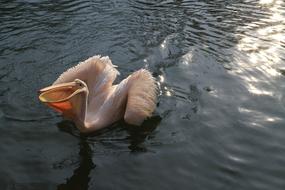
xmin=38 ymin=56 xmax=157 ymax=133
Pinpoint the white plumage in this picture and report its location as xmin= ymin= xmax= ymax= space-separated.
xmin=39 ymin=55 xmax=157 ymax=132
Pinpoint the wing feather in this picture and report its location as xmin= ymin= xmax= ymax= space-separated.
xmin=53 ymin=55 xmax=119 ymax=97
xmin=124 ymin=69 xmax=157 ymax=125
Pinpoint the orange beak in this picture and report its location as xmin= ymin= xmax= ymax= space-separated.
xmin=38 ymin=81 xmax=83 ymax=113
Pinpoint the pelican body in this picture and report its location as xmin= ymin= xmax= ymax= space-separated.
xmin=39 ymin=56 xmax=157 ymax=133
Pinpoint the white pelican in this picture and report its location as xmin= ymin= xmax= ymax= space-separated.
xmin=38 ymin=56 xmax=157 ymax=133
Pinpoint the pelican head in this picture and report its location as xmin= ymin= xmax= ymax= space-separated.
xmin=39 ymin=79 xmax=88 ymax=119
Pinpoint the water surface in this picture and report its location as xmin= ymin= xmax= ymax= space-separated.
xmin=0 ymin=0 xmax=285 ymax=189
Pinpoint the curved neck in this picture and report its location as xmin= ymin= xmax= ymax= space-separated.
xmin=71 ymin=89 xmax=89 ymax=131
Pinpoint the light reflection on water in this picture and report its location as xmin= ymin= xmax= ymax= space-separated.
xmin=259 ymin=0 xmax=275 ymax=5
xmin=230 ymin=0 xmax=284 ymax=96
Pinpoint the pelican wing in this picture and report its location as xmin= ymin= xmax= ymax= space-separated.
xmin=53 ymin=55 xmax=119 ymax=97
xmin=124 ymin=69 xmax=157 ymax=125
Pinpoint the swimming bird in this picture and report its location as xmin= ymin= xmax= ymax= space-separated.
xmin=38 ymin=55 xmax=157 ymax=133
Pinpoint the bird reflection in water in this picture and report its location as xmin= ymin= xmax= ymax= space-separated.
xmin=125 ymin=115 xmax=161 ymax=152
xmin=56 ymin=127 xmax=95 ymax=190
xmin=56 ymin=115 xmax=161 ymax=189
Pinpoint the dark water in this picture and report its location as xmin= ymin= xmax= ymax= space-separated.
xmin=1 ymin=0 xmax=285 ymax=189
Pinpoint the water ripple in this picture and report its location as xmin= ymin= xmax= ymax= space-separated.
xmin=0 ymin=0 xmax=285 ymax=189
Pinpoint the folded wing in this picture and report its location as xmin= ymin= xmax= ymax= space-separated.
xmin=124 ymin=69 xmax=157 ymax=125
xmin=53 ymin=55 xmax=119 ymax=97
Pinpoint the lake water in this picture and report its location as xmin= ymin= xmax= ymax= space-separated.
xmin=0 ymin=0 xmax=285 ymax=189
